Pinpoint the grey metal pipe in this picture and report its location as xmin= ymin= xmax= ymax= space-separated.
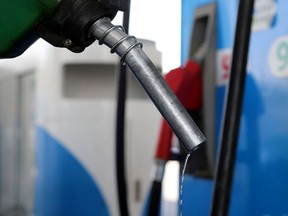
xmin=89 ymin=17 xmax=206 ymax=153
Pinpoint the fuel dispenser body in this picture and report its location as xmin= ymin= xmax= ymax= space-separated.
xmin=181 ymin=0 xmax=288 ymax=215
xmin=35 ymin=40 xmax=162 ymax=216
xmin=0 ymin=39 xmax=162 ymax=216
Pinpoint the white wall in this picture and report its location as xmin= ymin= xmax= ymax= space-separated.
xmin=113 ymin=0 xmax=182 ymax=73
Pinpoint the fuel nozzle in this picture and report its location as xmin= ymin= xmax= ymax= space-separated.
xmin=89 ymin=17 xmax=206 ymax=153
xmin=0 ymin=0 xmax=205 ymax=151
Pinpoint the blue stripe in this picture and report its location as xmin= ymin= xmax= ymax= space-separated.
xmin=35 ymin=127 xmax=110 ymax=216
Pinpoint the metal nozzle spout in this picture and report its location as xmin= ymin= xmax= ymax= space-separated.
xmin=89 ymin=17 xmax=206 ymax=153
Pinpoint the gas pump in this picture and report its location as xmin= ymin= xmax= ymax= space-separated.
xmin=181 ymin=0 xmax=288 ymax=215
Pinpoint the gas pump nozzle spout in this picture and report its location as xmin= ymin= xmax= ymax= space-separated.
xmin=89 ymin=17 xmax=206 ymax=153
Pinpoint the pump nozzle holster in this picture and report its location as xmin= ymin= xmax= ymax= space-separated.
xmin=156 ymin=60 xmax=203 ymax=160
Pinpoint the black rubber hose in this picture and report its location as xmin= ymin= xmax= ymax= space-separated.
xmin=148 ymin=180 xmax=162 ymax=216
xmin=210 ymin=0 xmax=255 ymax=215
xmin=116 ymin=8 xmax=130 ymax=216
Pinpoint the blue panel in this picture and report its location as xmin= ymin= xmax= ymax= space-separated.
xmin=181 ymin=175 xmax=213 ymax=216
xmin=182 ymin=0 xmax=288 ymax=215
xmin=229 ymin=0 xmax=288 ymax=212
xmin=36 ymin=127 xmax=110 ymax=216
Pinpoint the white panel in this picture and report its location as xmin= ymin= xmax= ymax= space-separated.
xmin=0 ymin=75 xmax=20 ymax=214
xmin=126 ymin=100 xmax=161 ymax=216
